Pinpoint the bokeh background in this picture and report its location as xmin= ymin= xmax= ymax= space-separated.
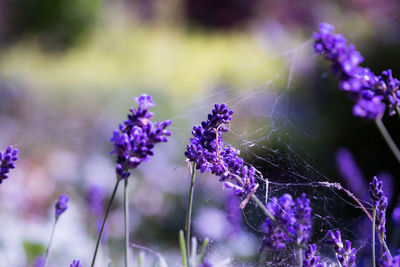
xmin=1 ymin=0 xmax=400 ymax=266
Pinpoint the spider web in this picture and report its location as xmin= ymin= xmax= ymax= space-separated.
xmin=165 ymin=38 xmax=374 ymax=267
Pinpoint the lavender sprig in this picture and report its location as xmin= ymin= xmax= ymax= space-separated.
xmin=261 ymin=193 xmax=312 ymax=250
xmin=313 ymin=23 xmax=400 ymax=119
xmin=327 ymin=230 xmax=357 ymax=267
xmin=0 ymin=145 xmax=18 ymax=184
xmin=55 ymin=194 xmax=69 ymax=219
xmin=43 ymin=194 xmax=70 ymax=267
xmin=110 ymin=94 xmax=172 ymax=179
xmin=303 ymin=244 xmax=323 ymax=267
xmin=185 ymin=103 xmax=257 ymax=195
xmin=70 ymin=259 xmax=83 ymax=267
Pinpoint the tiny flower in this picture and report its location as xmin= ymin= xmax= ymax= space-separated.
xmin=70 ymin=259 xmax=83 ymax=267
xmin=110 ymin=94 xmax=171 ymax=179
xmin=0 ymin=145 xmax=19 ymax=184
xmin=55 ymin=194 xmax=69 ymax=219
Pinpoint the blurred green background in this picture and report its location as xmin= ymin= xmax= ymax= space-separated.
xmin=1 ymin=0 xmax=400 ymax=266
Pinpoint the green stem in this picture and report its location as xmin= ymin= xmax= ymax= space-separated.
xmin=43 ymin=217 xmax=58 ymax=267
xmin=179 ymin=230 xmax=187 ymax=267
xmin=91 ymin=178 xmax=121 ymax=267
xmin=375 ymin=118 xmax=400 ymax=165
xmin=298 ymin=247 xmax=302 ymax=267
xmin=372 ymin=207 xmax=376 ymax=267
xmin=380 ymin=235 xmax=391 ymax=255
xmin=185 ymin=162 xmax=196 ymax=267
xmin=124 ymin=178 xmax=130 ymax=267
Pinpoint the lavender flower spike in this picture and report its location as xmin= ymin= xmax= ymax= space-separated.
xmin=110 ymin=94 xmax=172 ymax=179
xmin=70 ymin=259 xmax=83 ymax=267
xmin=314 ymin=23 xmax=400 ymax=119
xmin=327 ymin=230 xmax=357 ymax=267
xmin=55 ymin=194 xmax=69 ymax=219
xmin=0 ymin=145 xmax=18 ymax=184
xmin=369 ymin=176 xmax=387 ymax=239
xmin=185 ymin=104 xmax=257 ymax=195
xmin=261 ymin=193 xmax=312 ymax=249
xmin=303 ymin=244 xmax=323 ymax=267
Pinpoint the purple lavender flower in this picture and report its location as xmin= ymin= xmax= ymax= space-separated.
xmin=327 ymin=230 xmax=357 ymax=267
xmin=313 ymin=23 xmax=400 ymax=119
xmin=369 ymin=176 xmax=387 ymax=239
xmin=110 ymin=94 xmax=172 ymax=179
xmin=185 ymin=104 xmax=257 ymax=195
xmin=261 ymin=193 xmax=312 ymax=249
xmin=376 ymin=196 xmax=388 ymax=239
xmin=335 ymin=148 xmax=367 ymax=198
xmin=303 ymin=244 xmax=323 ymax=267
xmin=0 ymin=145 xmax=18 ymax=184
xmin=380 ymin=251 xmax=400 ymax=267
xmin=294 ymin=193 xmax=312 ymax=246
xmin=55 ymin=194 xmax=69 ymax=219
xmin=70 ymin=259 xmax=83 ymax=267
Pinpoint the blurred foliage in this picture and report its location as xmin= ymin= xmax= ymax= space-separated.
xmin=7 ymin=0 xmax=103 ymax=49
xmin=23 ymin=240 xmax=45 ymax=264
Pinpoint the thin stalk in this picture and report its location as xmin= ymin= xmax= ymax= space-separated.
xmin=298 ymin=247 xmax=302 ymax=267
xmin=43 ymin=217 xmax=58 ymax=267
xmin=197 ymin=238 xmax=209 ymax=265
xmin=380 ymin=235 xmax=391 ymax=255
xmin=375 ymin=118 xmax=400 ymax=165
xmin=372 ymin=207 xmax=376 ymax=267
xmin=124 ymin=178 xmax=130 ymax=267
xmin=185 ymin=162 xmax=196 ymax=267
xmin=91 ymin=178 xmax=121 ymax=267
xmin=179 ymin=230 xmax=187 ymax=267
xmin=396 ymin=106 xmax=400 ymax=120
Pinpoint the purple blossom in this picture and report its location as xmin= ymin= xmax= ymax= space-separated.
xmin=327 ymin=230 xmax=357 ymax=267
xmin=70 ymin=259 xmax=83 ymax=267
xmin=55 ymin=194 xmax=69 ymax=219
xmin=185 ymin=104 xmax=257 ymax=195
xmin=294 ymin=193 xmax=312 ymax=246
xmin=261 ymin=193 xmax=312 ymax=249
xmin=313 ymin=23 xmax=400 ymax=119
xmin=392 ymin=205 xmax=400 ymax=227
xmin=369 ymin=176 xmax=387 ymax=239
xmin=110 ymin=94 xmax=172 ymax=179
xmin=380 ymin=251 xmax=400 ymax=267
xmin=0 ymin=145 xmax=18 ymax=184
xmin=335 ymin=148 xmax=367 ymax=199
xmin=303 ymin=244 xmax=323 ymax=267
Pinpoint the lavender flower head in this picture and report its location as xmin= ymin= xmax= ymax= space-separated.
xmin=70 ymin=259 xmax=83 ymax=267
xmin=261 ymin=193 xmax=312 ymax=249
xmin=185 ymin=104 xmax=257 ymax=195
xmin=110 ymin=94 xmax=172 ymax=179
xmin=314 ymin=23 xmax=400 ymax=119
xmin=303 ymin=244 xmax=323 ymax=267
xmin=0 ymin=145 xmax=18 ymax=184
xmin=369 ymin=176 xmax=387 ymax=239
xmin=55 ymin=194 xmax=69 ymax=219
xmin=327 ymin=230 xmax=356 ymax=267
